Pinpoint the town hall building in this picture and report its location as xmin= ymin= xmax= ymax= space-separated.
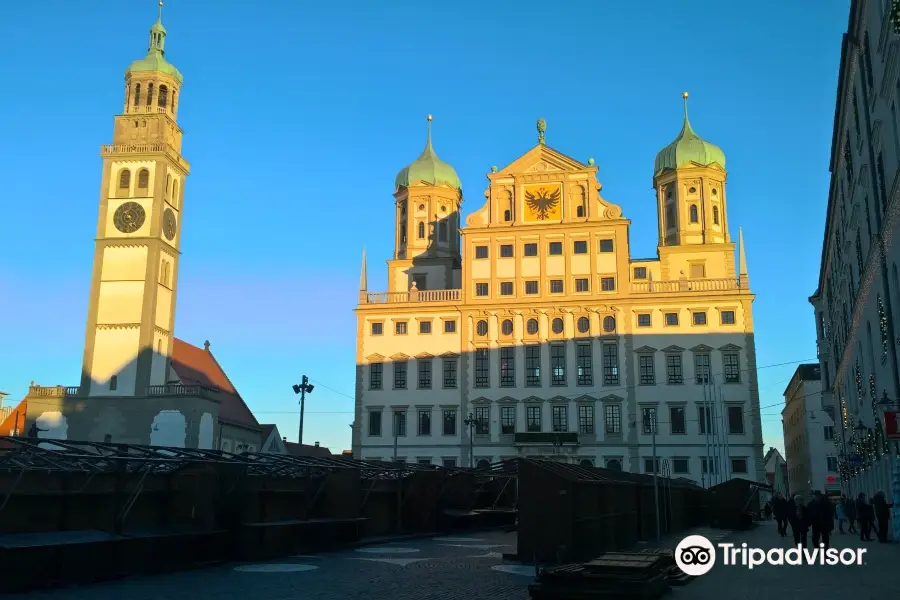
xmin=354 ymin=103 xmax=766 ymax=486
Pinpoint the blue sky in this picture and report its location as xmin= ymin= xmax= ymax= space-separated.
xmin=0 ymin=1 xmax=849 ymax=453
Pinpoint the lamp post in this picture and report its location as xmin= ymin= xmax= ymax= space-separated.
xmin=292 ymin=376 xmax=314 ymax=445
xmin=464 ymin=412 xmax=481 ymax=468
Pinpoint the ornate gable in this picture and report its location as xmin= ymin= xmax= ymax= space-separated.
xmin=634 ymin=345 xmax=658 ymax=354
xmin=496 ymin=144 xmax=587 ymax=176
xmin=718 ymin=343 xmax=742 ymax=351
xmin=662 ymin=345 xmax=685 ymax=353
xmin=690 ymin=344 xmax=714 ymax=353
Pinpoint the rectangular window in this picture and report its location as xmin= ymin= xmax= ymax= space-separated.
xmin=394 ymin=361 xmax=407 ymax=389
xmin=500 ymin=281 xmax=514 ymax=296
xmin=369 ymin=363 xmax=383 ymax=389
xmin=694 ymin=354 xmax=710 ymax=384
xmin=664 ymin=312 xmax=679 ymax=326
xmin=701 ymin=457 xmax=719 ymax=474
xmin=442 ymin=409 xmax=457 ymax=435
xmin=525 ymin=345 xmax=541 ymax=386
xmin=417 ymin=458 xmax=431 ymax=465
xmin=368 ymin=411 xmax=382 ymax=436
xmin=644 ymin=458 xmax=660 ymax=474
xmin=605 ymin=404 xmax=621 ymax=434
xmin=393 ymin=411 xmax=407 ymax=436
xmin=666 ymin=354 xmax=683 ymax=384
xmin=724 ymin=353 xmax=740 ymax=382
xmin=639 ymin=355 xmax=655 ymax=385
xmin=826 ymin=456 xmax=838 ymax=472
xmin=642 ymin=407 xmax=657 ymax=434
xmin=551 ymin=344 xmax=566 ymax=386
xmin=573 ymin=240 xmax=588 ymax=254
xmin=442 ymin=458 xmax=457 ymax=467
xmin=499 ymin=346 xmax=515 ymax=387
xmin=692 ymin=312 xmax=707 ymax=326
xmin=727 ymin=406 xmax=744 ymax=434
xmin=525 ymin=280 xmax=539 ymax=294
xmin=720 ymin=310 xmax=735 ymax=325
xmin=524 ymin=242 xmax=538 ymax=256
xmin=501 ymin=406 xmax=515 ymax=434
xmin=395 ymin=321 xmax=408 ymax=335
xmin=371 ymin=322 xmax=383 ymax=335
xmin=474 ymin=406 xmax=490 ymax=435
xmin=575 ymin=278 xmax=589 ymax=292
xmin=699 ymin=406 xmax=711 ymax=435
xmin=419 ymin=320 xmax=432 ymax=334
xmin=731 ymin=458 xmax=748 ymax=474
xmin=552 ymin=406 xmax=568 ymax=432
xmin=689 ymin=263 xmax=705 ymax=278
xmin=548 ymin=241 xmax=563 ymax=255
xmin=637 ymin=313 xmax=651 ymax=327
xmin=526 ymin=406 xmax=541 ymax=432
xmin=474 ymin=348 xmax=489 ymax=388
xmin=500 ymin=244 xmax=514 ymax=258
xmin=633 ymin=266 xmax=647 ymax=279
xmin=824 ymin=426 xmax=834 ymax=440
xmin=672 ymin=458 xmax=689 ymax=474
xmin=418 ymin=410 xmax=431 ymax=435
xmin=550 ymin=279 xmax=564 ymax=293
xmin=599 ymin=239 xmax=614 ymax=252
xmin=475 ymin=245 xmax=488 ymax=259
xmin=444 ymin=319 xmax=457 ymax=333
xmin=600 ymin=277 xmax=616 ymax=291
xmin=576 ymin=344 xmax=593 ymax=386
xmin=440 ymin=358 xmax=458 ymax=389
xmin=578 ymin=405 xmax=594 ymax=434
xmin=602 ymin=343 xmax=619 ymax=385
xmin=475 ymin=283 xmax=489 ymax=297
xmin=418 ymin=360 xmax=432 ymax=389
xmin=670 ymin=406 xmax=686 ymax=434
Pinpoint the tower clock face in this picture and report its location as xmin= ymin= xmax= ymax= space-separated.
xmin=162 ymin=208 xmax=177 ymax=241
xmin=113 ymin=202 xmax=146 ymax=233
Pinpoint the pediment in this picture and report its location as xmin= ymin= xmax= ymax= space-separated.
xmin=690 ymin=344 xmax=714 ymax=353
xmin=718 ymin=343 xmax=742 ymax=351
xmin=365 ymin=353 xmax=385 ymax=362
xmin=440 ymin=351 xmax=460 ymax=358
xmin=634 ymin=345 xmax=657 ymax=354
xmin=574 ymin=394 xmax=596 ymax=403
xmin=497 ymin=396 xmax=518 ymax=404
xmin=522 ymin=395 xmax=544 ymax=404
xmin=390 ymin=352 xmax=410 ymax=360
xmin=470 ymin=396 xmax=491 ymax=404
xmin=549 ymin=395 xmax=569 ymax=404
xmin=600 ymin=394 xmax=624 ymax=403
xmin=496 ymin=144 xmax=589 ymax=176
xmin=662 ymin=345 xmax=685 ymax=353
xmin=415 ymin=352 xmax=434 ymax=359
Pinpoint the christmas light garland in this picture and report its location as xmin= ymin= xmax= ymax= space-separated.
xmin=878 ymin=295 xmax=889 ymax=360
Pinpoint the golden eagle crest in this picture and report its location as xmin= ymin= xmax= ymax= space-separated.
xmin=524 ymin=186 xmax=561 ymax=220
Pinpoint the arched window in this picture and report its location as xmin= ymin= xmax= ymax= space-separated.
xmin=158 ymin=84 xmax=168 ymax=108
xmin=606 ymin=459 xmax=622 ymax=471
xmin=476 ymin=459 xmax=491 ymax=470
xmin=134 ymin=83 xmax=141 ymax=106
xmin=576 ymin=205 xmax=585 ymax=218
xmin=171 ymin=89 xmax=177 ymax=111
xmin=166 ymin=174 xmax=171 ymax=199
xmin=118 ymin=169 xmax=131 ymax=190
xmin=400 ymin=222 xmax=407 ymax=245
xmin=147 ymin=83 xmax=154 ymax=107
xmin=712 ymin=206 xmax=720 ymax=225
xmin=417 ymin=222 xmax=425 ymax=239
xmin=579 ymin=459 xmax=594 ymax=468
xmin=137 ymin=169 xmax=150 ymax=192
xmin=438 ymin=221 xmax=447 ymax=242
xmin=689 ymin=204 xmax=699 ymax=223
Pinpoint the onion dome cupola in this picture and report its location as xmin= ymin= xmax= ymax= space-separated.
xmin=126 ymin=1 xmax=183 ymax=84
xmin=653 ymin=92 xmax=724 ymax=175
xmin=394 ymin=115 xmax=462 ymax=192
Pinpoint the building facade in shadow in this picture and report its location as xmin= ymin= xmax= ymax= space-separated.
xmin=354 ymin=103 xmax=765 ymax=486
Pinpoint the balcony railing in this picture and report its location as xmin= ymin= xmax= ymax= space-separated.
xmin=364 ymin=289 xmax=462 ymax=304
xmin=513 ymin=432 xmax=579 ymax=445
xmin=146 ymin=384 xmax=217 ymax=398
xmin=101 ymin=143 xmax=168 ymax=154
xmin=631 ymin=277 xmax=741 ymax=294
xmin=126 ymin=105 xmax=170 ymax=114
xmin=28 ymin=385 xmax=81 ymax=397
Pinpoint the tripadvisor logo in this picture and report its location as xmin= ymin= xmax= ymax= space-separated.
xmin=675 ymin=535 xmax=867 ymax=575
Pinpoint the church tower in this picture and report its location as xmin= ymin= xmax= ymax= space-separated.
xmin=80 ymin=2 xmax=190 ymax=396
xmin=653 ymin=92 xmax=730 ymax=248
xmin=387 ymin=116 xmax=462 ymax=292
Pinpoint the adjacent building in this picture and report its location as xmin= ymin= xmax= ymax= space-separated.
xmin=763 ymin=447 xmax=789 ymax=497
xmin=782 ymin=364 xmax=840 ymax=495
xmin=354 ymin=101 xmax=766 ymax=485
xmin=4 ymin=7 xmax=262 ymax=450
xmin=809 ymin=0 xmax=900 ymax=499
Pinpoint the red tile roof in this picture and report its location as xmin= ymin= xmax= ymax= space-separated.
xmin=171 ymin=338 xmax=260 ymax=431
xmin=284 ymin=441 xmax=332 ymax=458
xmin=0 ymin=399 xmax=26 ymax=436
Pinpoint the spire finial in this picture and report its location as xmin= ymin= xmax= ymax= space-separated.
xmin=423 ymin=114 xmax=434 ymax=153
xmin=681 ymin=91 xmax=695 ymax=134
xmin=359 ymin=248 xmax=368 ymax=292
xmin=158 ymin=0 xmax=164 ymax=22
xmin=537 ymin=117 xmax=546 ymax=145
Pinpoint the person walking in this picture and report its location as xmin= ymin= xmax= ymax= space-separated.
xmin=809 ymin=490 xmax=835 ymax=549
xmin=789 ymin=494 xmax=809 ymax=548
xmin=844 ymin=495 xmax=857 ymax=533
xmin=764 ymin=501 xmax=773 ymax=521
xmin=872 ymin=490 xmax=892 ymax=543
xmin=835 ymin=496 xmax=846 ymax=534
xmin=772 ymin=492 xmax=789 ymax=537
xmin=856 ymin=493 xmax=874 ymax=541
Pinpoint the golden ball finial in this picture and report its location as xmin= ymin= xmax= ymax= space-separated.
xmin=682 ymin=91 xmax=689 ymax=99
xmin=427 ymin=114 xmax=433 ymax=122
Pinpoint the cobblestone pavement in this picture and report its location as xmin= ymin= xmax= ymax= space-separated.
xmin=673 ymin=521 xmax=900 ymax=600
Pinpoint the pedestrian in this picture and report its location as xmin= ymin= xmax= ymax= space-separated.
xmin=872 ymin=490 xmax=892 ymax=543
xmin=844 ymin=496 xmax=858 ymax=533
xmin=772 ymin=492 xmax=789 ymax=537
xmin=789 ymin=494 xmax=809 ymax=548
xmin=856 ymin=493 xmax=874 ymax=541
xmin=835 ymin=496 xmax=846 ymax=534
xmin=764 ymin=502 xmax=773 ymax=521
xmin=809 ymin=490 xmax=834 ymax=549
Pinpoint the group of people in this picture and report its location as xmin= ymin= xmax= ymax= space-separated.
xmin=764 ymin=490 xmax=893 ymax=548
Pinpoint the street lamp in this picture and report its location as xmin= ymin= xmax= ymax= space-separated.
xmin=292 ymin=375 xmax=314 ymax=445
xmin=463 ymin=412 xmax=482 ymax=468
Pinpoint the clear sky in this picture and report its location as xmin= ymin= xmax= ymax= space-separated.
xmin=0 ymin=0 xmax=850 ymax=454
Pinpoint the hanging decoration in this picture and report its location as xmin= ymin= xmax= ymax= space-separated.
xmin=879 ymin=295 xmax=889 ymax=360
xmin=869 ymin=374 xmax=877 ymax=415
